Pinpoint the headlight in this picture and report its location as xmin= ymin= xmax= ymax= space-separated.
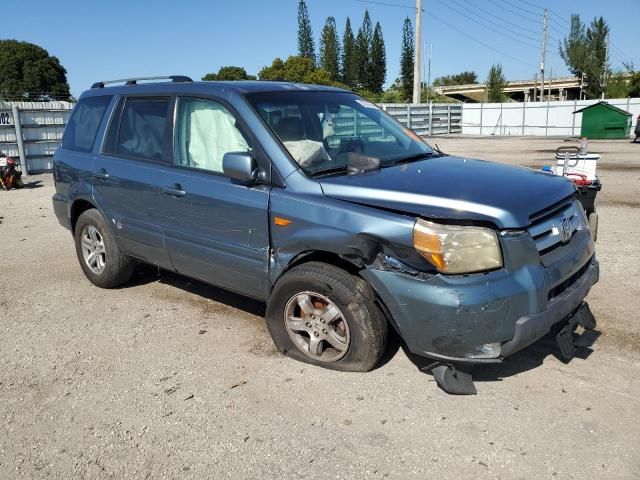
xmin=413 ymin=218 xmax=502 ymax=274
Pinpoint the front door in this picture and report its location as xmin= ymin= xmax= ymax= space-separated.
xmin=159 ymin=96 xmax=271 ymax=299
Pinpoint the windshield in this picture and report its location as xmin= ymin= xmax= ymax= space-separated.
xmin=246 ymin=91 xmax=435 ymax=176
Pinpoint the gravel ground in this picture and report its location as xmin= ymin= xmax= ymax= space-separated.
xmin=1 ymin=136 xmax=639 ymax=479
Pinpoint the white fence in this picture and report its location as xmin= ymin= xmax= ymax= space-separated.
xmin=462 ymin=98 xmax=640 ymax=137
xmin=0 ymin=101 xmax=74 ymax=173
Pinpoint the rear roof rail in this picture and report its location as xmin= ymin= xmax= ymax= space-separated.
xmin=90 ymin=75 xmax=193 ymax=89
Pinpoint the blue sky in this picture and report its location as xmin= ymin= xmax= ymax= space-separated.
xmin=3 ymin=0 xmax=637 ymax=97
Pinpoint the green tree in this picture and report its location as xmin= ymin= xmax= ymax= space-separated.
xmin=341 ymin=18 xmax=358 ymax=88
xmin=486 ymin=64 xmax=507 ymax=102
xmin=202 ymin=66 xmax=256 ymax=81
xmin=258 ymin=56 xmax=343 ymax=87
xmin=605 ymin=71 xmax=629 ymax=98
xmin=586 ymin=16 xmax=609 ymax=98
xmin=355 ymin=10 xmax=373 ymax=89
xmin=319 ymin=17 xmax=341 ymax=82
xmin=628 ymin=72 xmax=640 ymax=98
xmin=369 ymin=22 xmax=386 ymax=94
xmin=399 ymin=17 xmax=414 ymax=102
xmin=559 ymin=14 xmax=610 ymax=98
xmin=433 ymin=71 xmax=478 ymax=86
xmin=559 ymin=15 xmax=588 ymax=77
xmin=0 ymin=40 xmax=70 ymax=101
xmin=297 ymin=0 xmax=316 ymax=65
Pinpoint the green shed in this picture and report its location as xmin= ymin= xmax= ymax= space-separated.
xmin=573 ymin=101 xmax=632 ymax=139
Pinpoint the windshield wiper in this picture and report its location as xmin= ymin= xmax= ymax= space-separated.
xmin=385 ymin=151 xmax=446 ymax=167
xmin=309 ymin=165 xmax=350 ymax=178
xmin=387 ymin=152 xmax=436 ymax=166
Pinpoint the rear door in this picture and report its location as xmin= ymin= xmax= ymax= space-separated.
xmin=54 ymin=95 xmax=114 ymax=219
xmin=92 ymin=95 xmax=175 ymax=269
xmin=158 ymin=96 xmax=271 ymax=299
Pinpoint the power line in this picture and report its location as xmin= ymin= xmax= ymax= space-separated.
xmin=512 ymin=0 xmax=545 ymax=12
xmin=356 ymin=0 xmax=415 ymax=10
xmin=457 ymin=0 xmax=541 ymax=37
xmin=435 ymin=0 xmax=540 ymax=49
xmin=486 ymin=0 xmax=542 ymax=25
xmin=423 ymin=9 xmax=536 ymax=68
xmin=548 ymin=16 xmax=569 ymax=33
xmin=547 ymin=9 xmax=571 ymax=27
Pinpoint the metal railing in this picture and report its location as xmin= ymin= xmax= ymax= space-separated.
xmin=0 ymin=101 xmax=74 ymax=174
xmin=380 ymin=103 xmax=463 ymax=136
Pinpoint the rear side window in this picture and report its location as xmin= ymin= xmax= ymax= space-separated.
xmin=117 ymin=98 xmax=170 ymax=161
xmin=62 ymin=95 xmax=112 ymax=152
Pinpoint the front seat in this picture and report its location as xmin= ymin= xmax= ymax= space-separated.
xmin=274 ymin=117 xmax=305 ymax=142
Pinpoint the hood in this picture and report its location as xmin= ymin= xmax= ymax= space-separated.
xmin=319 ymin=156 xmax=576 ymax=229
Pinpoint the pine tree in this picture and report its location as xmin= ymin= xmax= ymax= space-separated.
xmin=355 ymin=10 xmax=373 ymax=89
xmin=559 ymin=14 xmax=610 ymax=98
xmin=400 ymin=17 xmax=414 ymax=102
xmin=341 ymin=18 xmax=357 ymax=88
xmin=486 ymin=64 xmax=507 ymax=102
xmin=297 ymin=0 xmax=316 ymax=65
xmin=320 ymin=17 xmax=341 ymax=82
xmin=369 ymin=22 xmax=386 ymax=93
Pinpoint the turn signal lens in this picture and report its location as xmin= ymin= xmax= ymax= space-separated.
xmin=413 ymin=219 xmax=502 ymax=274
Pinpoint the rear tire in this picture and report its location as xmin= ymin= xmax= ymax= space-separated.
xmin=265 ymin=262 xmax=388 ymax=372
xmin=74 ymin=209 xmax=135 ymax=288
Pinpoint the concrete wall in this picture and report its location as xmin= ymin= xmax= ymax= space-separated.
xmin=462 ymin=98 xmax=640 ymax=137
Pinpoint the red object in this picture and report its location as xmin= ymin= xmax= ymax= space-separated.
xmin=565 ymin=172 xmax=591 ymax=186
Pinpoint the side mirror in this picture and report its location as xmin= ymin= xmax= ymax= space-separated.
xmin=223 ymin=151 xmax=258 ymax=183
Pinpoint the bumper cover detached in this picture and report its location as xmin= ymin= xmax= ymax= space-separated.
xmin=362 ymin=247 xmax=599 ymax=365
xmin=500 ymin=259 xmax=598 ymax=356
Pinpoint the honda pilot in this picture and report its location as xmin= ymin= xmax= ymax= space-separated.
xmin=52 ymin=76 xmax=598 ymax=393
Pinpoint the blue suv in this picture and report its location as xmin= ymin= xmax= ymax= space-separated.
xmin=53 ymin=76 xmax=598 ymax=393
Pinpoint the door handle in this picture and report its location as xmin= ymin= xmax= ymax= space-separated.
xmin=162 ymin=184 xmax=186 ymax=197
xmin=92 ymin=169 xmax=110 ymax=180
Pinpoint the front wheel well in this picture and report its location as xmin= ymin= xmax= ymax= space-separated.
xmin=70 ymin=199 xmax=96 ymax=234
xmin=284 ymin=251 xmax=362 ymax=277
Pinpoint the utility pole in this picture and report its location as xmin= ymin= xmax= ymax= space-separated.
xmin=412 ymin=0 xmax=423 ymax=104
xmin=425 ymin=42 xmax=432 ymax=103
xmin=539 ymin=8 xmax=548 ymax=102
xmin=601 ymin=33 xmax=609 ymax=99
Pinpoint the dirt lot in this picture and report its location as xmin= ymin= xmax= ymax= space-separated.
xmin=1 ymin=136 xmax=639 ymax=479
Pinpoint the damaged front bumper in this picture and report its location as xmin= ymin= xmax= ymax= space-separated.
xmin=361 ymin=230 xmax=598 ymax=364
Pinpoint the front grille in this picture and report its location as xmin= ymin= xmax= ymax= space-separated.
xmin=528 ymin=198 xmax=587 ymax=255
xmin=548 ymin=257 xmax=592 ymax=300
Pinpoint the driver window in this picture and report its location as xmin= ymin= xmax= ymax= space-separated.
xmin=176 ymin=98 xmax=251 ymax=173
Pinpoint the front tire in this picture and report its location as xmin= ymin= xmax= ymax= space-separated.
xmin=74 ymin=209 xmax=135 ymax=288
xmin=265 ymin=262 xmax=388 ymax=372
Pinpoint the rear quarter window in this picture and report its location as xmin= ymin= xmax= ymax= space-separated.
xmin=62 ymin=95 xmax=112 ymax=152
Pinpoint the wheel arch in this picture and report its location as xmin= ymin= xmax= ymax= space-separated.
xmin=70 ymin=198 xmax=97 ymax=234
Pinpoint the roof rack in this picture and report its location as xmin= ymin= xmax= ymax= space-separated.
xmin=90 ymin=75 xmax=193 ymax=89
